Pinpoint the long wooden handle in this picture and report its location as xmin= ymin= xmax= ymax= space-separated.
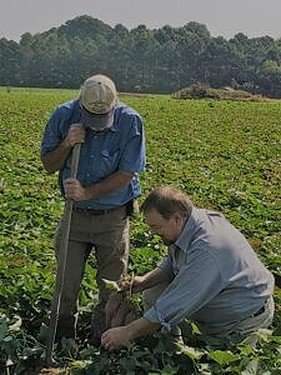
xmin=46 ymin=143 xmax=81 ymax=365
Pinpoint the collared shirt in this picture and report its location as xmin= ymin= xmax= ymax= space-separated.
xmin=144 ymin=207 xmax=275 ymax=335
xmin=41 ymin=100 xmax=145 ymax=209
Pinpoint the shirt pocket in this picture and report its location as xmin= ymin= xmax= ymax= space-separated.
xmin=100 ymin=148 xmax=121 ymax=176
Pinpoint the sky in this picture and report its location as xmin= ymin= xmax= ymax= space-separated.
xmin=1 ymin=0 xmax=281 ymax=42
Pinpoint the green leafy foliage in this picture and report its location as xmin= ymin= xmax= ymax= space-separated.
xmin=0 ymin=89 xmax=280 ymax=373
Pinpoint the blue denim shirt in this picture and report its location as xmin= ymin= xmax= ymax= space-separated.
xmin=41 ymin=100 xmax=146 ymax=209
xmin=144 ymin=208 xmax=275 ymax=335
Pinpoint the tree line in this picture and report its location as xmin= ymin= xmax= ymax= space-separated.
xmin=1 ymin=15 xmax=281 ymax=97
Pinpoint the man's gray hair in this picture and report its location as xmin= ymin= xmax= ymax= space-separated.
xmin=141 ymin=186 xmax=193 ymax=220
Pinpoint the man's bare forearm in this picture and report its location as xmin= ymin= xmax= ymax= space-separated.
xmin=140 ymin=267 xmax=171 ymax=290
xmin=83 ymin=171 xmax=133 ymax=200
xmin=41 ymin=125 xmax=85 ymax=174
xmin=127 ymin=318 xmax=160 ymax=341
xmin=41 ymin=139 xmax=72 ymax=173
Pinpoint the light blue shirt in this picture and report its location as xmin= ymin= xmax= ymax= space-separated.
xmin=41 ymin=100 xmax=146 ymax=209
xmin=144 ymin=207 xmax=275 ymax=335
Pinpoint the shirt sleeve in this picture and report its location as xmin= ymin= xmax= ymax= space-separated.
xmin=143 ymin=248 xmax=225 ymax=331
xmin=40 ymin=107 xmax=65 ymax=156
xmin=118 ymin=115 xmax=146 ymax=173
xmin=156 ymin=256 xmax=174 ymax=280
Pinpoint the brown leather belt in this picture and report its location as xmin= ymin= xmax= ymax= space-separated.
xmin=73 ymin=206 xmax=121 ymax=216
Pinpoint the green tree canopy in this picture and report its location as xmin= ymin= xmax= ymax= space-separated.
xmin=1 ymin=15 xmax=281 ymax=97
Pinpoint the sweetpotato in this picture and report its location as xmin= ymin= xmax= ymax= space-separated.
xmin=105 ymin=292 xmax=139 ymax=329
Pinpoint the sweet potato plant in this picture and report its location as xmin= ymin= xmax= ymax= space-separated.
xmin=0 ymin=88 xmax=280 ymax=374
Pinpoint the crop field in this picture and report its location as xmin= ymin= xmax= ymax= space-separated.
xmin=0 ymin=88 xmax=280 ymax=374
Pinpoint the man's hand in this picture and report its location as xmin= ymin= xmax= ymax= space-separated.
xmin=64 ymin=178 xmax=91 ymax=201
xmin=65 ymin=124 xmax=85 ymax=147
xmin=101 ymin=326 xmax=132 ymax=351
xmin=41 ymin=124 xmax=85 ymax=174
xmin=131 ymin=276 xmax=146 ymax=292
xmin=101 ymin=318 xmax=160 ymax=351
xmin=119 ymin=275 xmax=146 ymax=293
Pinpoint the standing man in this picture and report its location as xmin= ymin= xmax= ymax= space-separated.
xmin=41 ymin=74 xmax=145 ymax=342
xmin=101 ymin=186 xmax=275 ymax=350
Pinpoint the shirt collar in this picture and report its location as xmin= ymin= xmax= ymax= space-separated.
xmin=109 ymin=110 xmax=118 ymax=132
xmin=175 ymin=206 xmax=200 ymax=252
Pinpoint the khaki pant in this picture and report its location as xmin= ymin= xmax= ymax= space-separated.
xmin=143 ymin=282 xmax=275 ymax=348
xmin=52 ymin=205 xmax=129 ymax=338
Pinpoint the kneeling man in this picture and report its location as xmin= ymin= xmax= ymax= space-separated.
xmin=102 ymin=186 xmax=275 ymax=350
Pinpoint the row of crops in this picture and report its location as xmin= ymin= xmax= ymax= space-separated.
xmin=0 ymin=88 xmax=280 ymax=373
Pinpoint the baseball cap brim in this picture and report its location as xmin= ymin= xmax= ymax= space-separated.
xmin=80 ymin=105 xmax=114 ymax=130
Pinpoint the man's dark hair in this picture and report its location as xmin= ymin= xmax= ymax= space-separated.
xmin=141 ymin=186 xmax=193 ymax=220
